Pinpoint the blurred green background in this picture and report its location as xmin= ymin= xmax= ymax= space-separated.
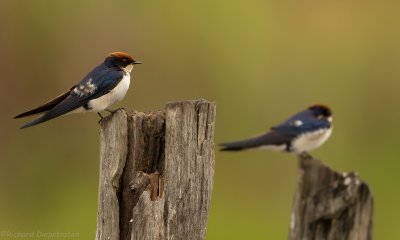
xmin=1 ymin=0 xmax=400 ymax=239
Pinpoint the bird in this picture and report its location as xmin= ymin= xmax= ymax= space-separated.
xmin=14 ymin=52 xmax=141 ymax=129
xmin=219 ymin=105 xmax=333 ymax=154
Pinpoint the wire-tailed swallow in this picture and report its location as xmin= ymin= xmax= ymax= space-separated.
xmin=220 ymin=105 xmax=333 ymax=154
xmin=14 ymin=52 xmax=141 ymax=129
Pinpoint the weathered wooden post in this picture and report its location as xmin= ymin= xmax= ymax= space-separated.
xmin=95 ymin=99 xmax=216 ymax=240
xmin=289 ymin=153 xmax=374 ymax=240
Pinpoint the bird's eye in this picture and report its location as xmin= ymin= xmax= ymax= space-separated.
xmin=122 ymin=58 xmax=128 ymax=63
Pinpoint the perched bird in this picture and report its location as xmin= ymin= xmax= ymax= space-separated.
xmin=14 ymin=52 xmax=141 ymax=129
xmin=220 ymin=105 xmax=332 ymax=154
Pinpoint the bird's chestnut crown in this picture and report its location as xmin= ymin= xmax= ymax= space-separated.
xmin=105 ymin=52 xmax=141 ymax=68
xmin=309 ymin=104 xmax=332 ymax=118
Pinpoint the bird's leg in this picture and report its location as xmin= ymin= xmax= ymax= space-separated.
xmin=97 ymin=112 xmax=104 ymax=124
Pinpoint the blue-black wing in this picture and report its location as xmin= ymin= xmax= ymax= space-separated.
xmin=271 ymin=109 xmax=331 ymax=137
xmin=19 ymin=68 xmax=124 ymax=129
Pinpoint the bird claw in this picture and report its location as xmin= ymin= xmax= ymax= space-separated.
xmin=106 ymin=108 xmax=125 ymax=114
xmin=98 ymin=108 xmax=126 ymax=124
xmin=298 ymin=152 xmax=313 ymax=159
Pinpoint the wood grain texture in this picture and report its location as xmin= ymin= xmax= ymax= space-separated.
xmin=164 ymin=99 xmax=216 ymax=240
xmin=96 ymin=109 xmax=128 ymax=240
xmin=122 ymin=111 xmax=166 ymax=240
xmin=96 ymin=99 xmax=216 ymax=240
xmin=288 ymin=153 xmax=373 ymax=240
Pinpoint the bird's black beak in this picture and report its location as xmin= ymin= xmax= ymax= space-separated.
xmin=133 ymin=61 xmax=142 ymax=65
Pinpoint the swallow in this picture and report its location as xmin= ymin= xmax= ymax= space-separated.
xmin=14 ymin=52 xmax=141 ymax=129
xmin=220 ymin=105 xmax=332 ymax=154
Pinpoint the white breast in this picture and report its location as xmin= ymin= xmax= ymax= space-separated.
xmin=87 ymin=74 xmax=131 ymax=112
xmin=291 ymin=127 xmax=332 ymax=153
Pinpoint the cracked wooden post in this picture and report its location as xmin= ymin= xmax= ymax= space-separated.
xmin=96 ymin=99 xmax=216 ymax=240
xmin=288 ymin=154 xmax=374 ymax=240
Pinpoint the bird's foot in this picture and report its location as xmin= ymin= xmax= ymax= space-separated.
xmin=298 ymin=151 xmax=313 ymax=159
xmin=105 ymin=108 xmax=125 ymax=114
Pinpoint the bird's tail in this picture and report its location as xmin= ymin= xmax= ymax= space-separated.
xmin=19 ymin=115 xmax=49 ymax=129
xmin=219 ymin=131 xmax=289 ymax=151
xmin=14 ymin=91 xmax=71 ymax=119
xmin=16 ymin=90 xmax=83 ymax=129
xmin=219 ymin=137 xmax=264 ymax=151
